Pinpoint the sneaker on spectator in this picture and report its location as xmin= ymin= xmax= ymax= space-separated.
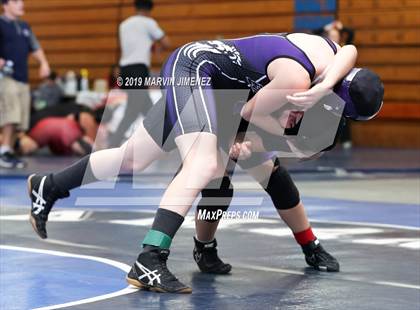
xmin=0 ymin=152 xmax=26 ymax=169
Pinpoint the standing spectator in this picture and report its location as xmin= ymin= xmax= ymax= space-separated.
xmin=0 ymin=0 xmax=50 ymax=168
xmin=313 ymin=20 xmax=355 ymax=45
xmin=110 ymin=0 xmax=170 ymax=147
xmin=108 ymin=65 xmax=121 ymax=89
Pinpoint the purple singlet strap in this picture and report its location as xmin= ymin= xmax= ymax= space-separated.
xmin=282 ymin=36 xmax=316 ymax=80
xmin=322 ymin=37 xmax=338 ymax=54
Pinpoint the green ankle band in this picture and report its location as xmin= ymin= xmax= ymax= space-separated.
xmin=142 ymin=229 xmax=172 ymax=249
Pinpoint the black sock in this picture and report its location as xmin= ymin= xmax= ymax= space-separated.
xmin=52 ymin=155 xmax=99 ymax=192
xmin=143 ymin=208 xmax=185 ymax=252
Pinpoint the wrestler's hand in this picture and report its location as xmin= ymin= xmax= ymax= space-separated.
xmin=0 ymin=58 xmax=5 ymax=69
xmin=229 ymin=141 xmax=252 ymax=160
xmin=286 ymin=83 xmax=332 ymax=109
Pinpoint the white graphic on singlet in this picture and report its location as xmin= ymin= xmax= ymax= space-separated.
xmin=183 ymin=40 xmax=242 ymax=66
xmin=246 ymin=77 xmax=264 ymax=93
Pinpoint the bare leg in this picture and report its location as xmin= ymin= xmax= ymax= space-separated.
xmin=194 ymin=152 xmax=228 ymax=241
xmin=195 ymin=216 xmax=220 ymax=241
xmin=128 ymin=132 xmax=225 ymax=293
xmin=276 ymin=202 xmax=310 ymax=233
xmin=194 ymin=159 xmax=310 ymax=241
xmin=247 ymin=160 xmax=310 ymax=233
xmin=158 ymin=132 xmax=225 ymax=217
xmin=46 ymin=122 xmax=166 ymax=194
xmin=1 ymin=124 xmax=15 ymax=150
xmin=247 ymin=160 xmax=339 ymax=272
xmin=88 ymin=122 xmax=165 ymax=180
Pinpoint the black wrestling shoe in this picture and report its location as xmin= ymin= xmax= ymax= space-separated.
xmin=302 ymin=239 xmax=340 ymax=272
xmin=28 ymin=174 xmax=69 ymax=239
xmin=193 ymin=237 xmax=232 ymax=274
xmin=127 ymin=249 xmax=192 ymax=294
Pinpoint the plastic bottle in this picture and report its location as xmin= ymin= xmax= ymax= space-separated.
xmin=0 ymin=60 xmax=14 ymax=79
xmin=80 ymin=68 xmax=89 ymax=91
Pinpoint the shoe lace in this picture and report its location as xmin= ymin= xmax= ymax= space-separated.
xmin=158 ymin=252 xmax=178 ymax=282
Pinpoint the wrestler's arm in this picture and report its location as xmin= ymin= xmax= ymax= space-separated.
xmin=287 ymin=45 xmax=358 ymax=106
xmin=240 ymin=59 xmax=311 ymax=136
xmin=320 ymin=44 xmax=357 ymax=88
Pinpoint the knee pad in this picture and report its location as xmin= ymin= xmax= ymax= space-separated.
xmin=196 ymin=176 xmax=234 ymax=222
xmin=262 ymin=164 xmax=300 ymax=210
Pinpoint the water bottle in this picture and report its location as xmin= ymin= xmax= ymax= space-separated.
xmin=0 ymin=60 xmax=14 ymax=79
xmin=64 ymin=70 xmax=77 ymax=96
xmin=80 ymin=68 xmax=89 ymax=91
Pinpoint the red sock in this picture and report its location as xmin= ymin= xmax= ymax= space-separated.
xmin=293 ymin=227 xmax=316 ymax=246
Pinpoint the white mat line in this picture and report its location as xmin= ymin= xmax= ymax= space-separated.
xmin=0 ymin=245 xmax=137 ymax=310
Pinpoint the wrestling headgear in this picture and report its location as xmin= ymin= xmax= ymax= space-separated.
xmin=334 ymin=68 xmax=384 ymax=120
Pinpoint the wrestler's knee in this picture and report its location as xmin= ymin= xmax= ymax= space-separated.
xmin=183 ymin=154 xmax=219 ymax=188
